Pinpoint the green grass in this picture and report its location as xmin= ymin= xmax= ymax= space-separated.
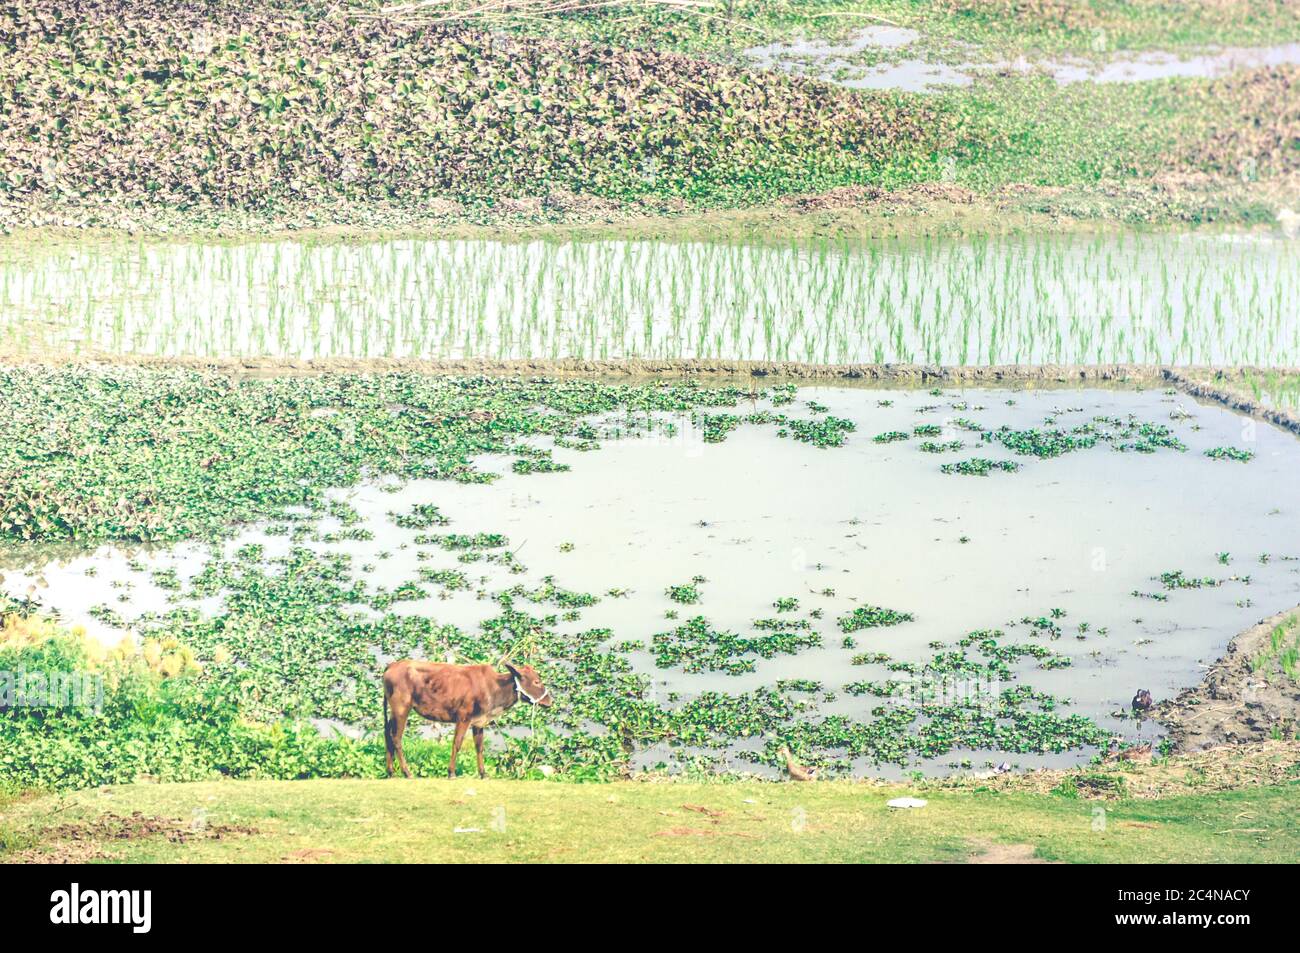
xmin=392 ymin=0 xmax=1300 ymax=60
xmin=6 ymin=776 xmax=1298 ymax=862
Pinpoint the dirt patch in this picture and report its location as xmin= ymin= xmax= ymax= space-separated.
xmin=653 ymin=826 xmax=721 ymax=837
xmin=8 ymin=810 xmax=257 ymax=864
xmin=1157 ymin=606 xmax=1300 ymax=751
xmin=652 ymin=826 xmax=755 ymax=838
xmin=541 ymin=189 xmax=623 ymax=218
xmin=782 ymin=182 xmax=977 ymax=212
xmin=283 ymin=847 xmax=336 ymax=862
xmin=965 ymin=838 xmax=1058 ymax=864
xmin=680 ymin=803 xmax=727 ymax=818
xmin=782 ymin=185 xmax=887 ymax=212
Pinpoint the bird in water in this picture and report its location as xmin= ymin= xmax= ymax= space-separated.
xmin=1278 ymin=207 xmax=1300 ymax=239
xmin=779 ymin=746 xmax=817 ymax=782
xmin=1132 ymin=689 xmax=1154 ymax=712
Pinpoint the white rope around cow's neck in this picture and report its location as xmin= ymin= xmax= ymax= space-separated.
xmin=514 ymin=677 xmax=549 ymax=706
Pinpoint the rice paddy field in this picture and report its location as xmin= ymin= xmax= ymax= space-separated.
xmin=3 ymin=0 xmax=1300 ymax=868
xmin=4 ymin=231 xmax=1300 ymax=365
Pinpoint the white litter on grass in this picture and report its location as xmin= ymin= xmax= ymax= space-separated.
xmin=453 ymin=827 xmax=483 ymax=834
xmin=887 ymin=797 xmax=928 ymax=809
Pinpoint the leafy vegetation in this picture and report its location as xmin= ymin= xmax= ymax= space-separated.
xmin=666 ymin=577 xmax=707 ymax=604
xmin=0 ymin=0 xmax=949 ymax=229
xmin=1 ymin=1 xmax=1296 ymax=233
xmin=836 ymin=605 xmax=915 ymax=633
xmin=0 ymin=605 xmax=433 ymax=790
xmin=941 ymin=457 xmax=1020 ymax=476
xmin=1205 ymin=446 xmax=1255 ymax=462
xmin=650 ymin=615 xmax=821 ymax=674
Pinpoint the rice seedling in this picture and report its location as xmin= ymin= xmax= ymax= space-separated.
xmin=4 ymin=232 xmax=1298 ymax=367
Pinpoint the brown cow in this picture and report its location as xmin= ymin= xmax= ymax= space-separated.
xmin=383 ymin=659 xmax=552 ymax=779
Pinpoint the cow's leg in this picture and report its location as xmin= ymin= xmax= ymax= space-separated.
xmin=449 ymin=721 xmax=469 ymax=779
xmin=384 ymin=692 xmax=395 ymax=777
xmin=473 ymin=726 xmax=486 ymax=779
xmin=389 ymin=696 xmax=413 ymax=779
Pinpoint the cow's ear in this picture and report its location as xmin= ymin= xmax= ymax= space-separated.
xmin=503 ymin=661 xmax=521 ymax=678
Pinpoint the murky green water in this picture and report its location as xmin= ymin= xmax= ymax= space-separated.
xmin=4 ymin=231 xmax=1299 ymax=366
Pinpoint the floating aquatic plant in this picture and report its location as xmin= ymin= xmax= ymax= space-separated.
xmin=1205 ymin=446 xmax=1255 ymax=462
xmin=837 ymin=605 xmax=915 ymax=633
xmin=941 ymin=457 xmax=1020 ymax=476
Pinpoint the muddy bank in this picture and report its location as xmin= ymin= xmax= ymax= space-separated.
xmin=1165 ymin=369 xmax=1300 ymax=438
xmin=0 ymin=355 xmax=1186 ymax=380
xmin=938 ymin=739 xmax=1300 ymax=799
xmin=0 ymin=353 xmax=1292 ymax=383
xmin=1158 ymin=606 xmax=1300 ymax=752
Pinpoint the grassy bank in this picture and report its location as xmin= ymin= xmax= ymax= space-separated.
xmin=5 ymin=760 xmax=1299 ymax=862
xmin=2 ymin=1 xmax=1296 ymax=235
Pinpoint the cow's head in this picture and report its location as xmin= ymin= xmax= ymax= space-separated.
xmin=505 ymin=662 xmax=553 ymax=707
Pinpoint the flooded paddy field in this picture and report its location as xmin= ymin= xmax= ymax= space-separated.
xmin=5 ymin=377 xmax=1298 ymax=778
xmin=4 ymin=231 xmax=1300 ymax=366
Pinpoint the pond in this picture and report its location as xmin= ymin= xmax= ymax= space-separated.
xmin=3 ymin=231 xmax=1299 ymax=366
xmin=5 ymin=383 xmax=1298 ymax=776
xmin=743 ymin=30 xmax=1300 ymax=91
